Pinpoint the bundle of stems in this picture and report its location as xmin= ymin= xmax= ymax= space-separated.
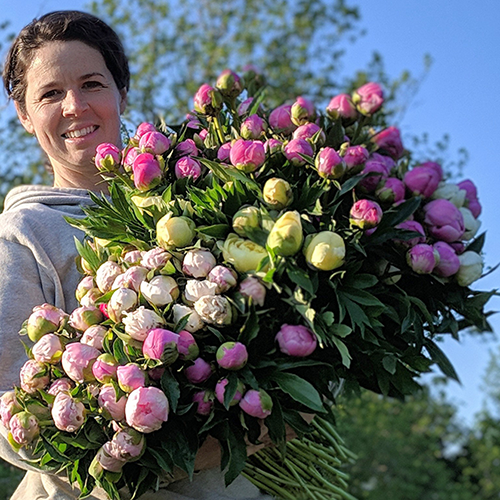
xmin=243 ymin=417 xmax=358 ymax=500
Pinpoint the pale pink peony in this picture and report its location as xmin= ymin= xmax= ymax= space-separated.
xmin=98 ymin=384 xmax=127 ymax=421
xmin=61 ymin=342 xmax=100 ymax=383
xmin=140 ymin=247 xmax=171 ymax=270
xmin=26 ymin=303 xmax=67 ymax=342
xmin=122 ymin=306 xmax=164 ymax=342
xmin=96 ymin=261 xmax=122 ymax=293
xmin=110 ymin=427 xmax=145 ymax=460
xmin=207 ymin=266 xmax=238 ymax=293
xmin=32 ymin=333 xmax=63 ymax=364
xmin=140 ymin=276 xmax=179 ymax=307
xmin=125 ymin=387 xmax=169 ymax=433
xmin=20 ymin=359 xmax=49 ymax=393
xmin=239 ymin=277 xmax=266 ymax=307
xmin=117 ymin=364 xmax=147 ymax=393
xmin=9 ymin=411 xmax=39 ymax=445
xmin=182 ymin=249 xmax=217 ymax=278
xmin=52 ymin=392 xmax=86 ymax=432
xmin=107 ymin=287 xmax=138 ymax=322
xmin=0 ymin=392 xmax=21 ymax=429
xmin=47 ymin=378 xmax=74 ymax=397
xmin=92 ymin=354 xmax=118 ymax=383
xmin=80 ymin=325 xmax=108 ymax=350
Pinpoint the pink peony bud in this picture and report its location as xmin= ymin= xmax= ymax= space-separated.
xmin=177 ymin=330 xmax=199 ymax=361
xmin=315 ymin=147 xmax=346 ymax=179
xmin=27 ymin=304 xmax=67 ymax=342
xmin=216 ymin=342 xmax=248 ymax=371
xmin=269 ymin=104 xmax=296 ymax=134
xmin=275 ymin=324 xmax=317 ymax=357
xmin=47 ymin=378 xmax=74 ymax=397
xmin=69 ymin=306 xmax=103 ymax=332
xmin=237 ymin=97 xmax=256 ymax=116
xmin=92 ymin=354 xmax=118 ymax=383
xmin=184 ymin=358 xmax=213 ymax=384
xmin=125 ymin=387 xmax=169 ymax=433
xmin=9 ymin=411 xmax=39 ymax=446
xmin=423 ymin=199 xmax=465 ymax=242
xmin=133 ymin=152 xmax=163 ymax=191
xmin=229 ymin=139 xmax=266 ymax=173
xmin=80 ymin=325 xmax=108 ymax=350
xmin=95 ymin=143 xmax=121 ymax=171
xmin=20 ymin=359 xmax=49 ymax=393
xmin=117 ymin=364 xmax=147 ymax=392
xmin=353 ymin=82 xmax=384 ymax=115
xmin=61 ymin=342 xmax=100 ymax=383
xmin=404 ymin=166 xmax=441 ymax=198
xmin=93 ymin=442 xmax=126 ymax=473
xmin=216 ymin=69 xmax=243 ymax=99
xmin=208 ymin=265 xmax=238 ymax=293
xmin=359 ymin=155 xmax=393 ymax=192
xmin=241 ymin=114 xmax=266 ymax=140
xmin=52 ymin=392 xmax=86 ymax=432
xmin=192 ymin=391 xmax=214 ymax=416
xmin=375 ymin=177 xmax=406 ymax=204
xmin=433 ymin=241 xmax=460 ymax=278
xmin=406 ymin=244 xmax=438 ymax=274
xmin=0 ymin=392 xmax=21 ymax=429
xmin=194 ymin=295 xmax=233 ymax=326
xmin=175 ymin=156 xmax=202 ymax=180
xmin=96 ymin=261 xmax=122 ymax=293
xmin=119 ymin=266 xmax=148 ymax=292
xmin=182 ymin=249 xmax=217 ymax=278
xmin=350 ymin=199 xmax=383 ymax=230
xmin=139 ymin=131 xmax=171 ymax=155
xmin=143 ymin=328 xmax=179 ymax=365
xmin=175 ymin=138 xmax=199 ymax=158
xmin=457 ymin=179 xmax=481 ymax=218
xmin=395 ymin=220 xmax=426 ymax=247
xmin=265 ymin=138 xmax=284 ymax=155
xmin=110 ymin=427 xmax=145 ymax=460
xmin=291 ymin=96 xmax=316 ymax=126
xmin=215 ymin=378 xmax=245 ymax=406
xmin=98 ymin=384 xmax=127 ymax=421
xmin=32 ymin=333 xmax=63 ymax=364
xmin=293 ymin=122 xmax=326 ymax=145
xmin=343 ymin=145 xmax=369 ymax=171
xmin=326 ymin=93 xmax=358 ymax=122
xmin=122 ymin=306 xmax=164 ymax=342
xmin=122 ymin=250 xmax=145 ymax=265
xmin=76 ymin=276 xmax=95 ymax=302
xmin=141 ymin=247 xmax=171 ymax=270
xmin=239 ymin=277 xmax=266 ymax=307
xmin=123 ymin=146 xmax=140 ymax=172
xmin=284 ymin=138 xmax=314 ymax=166
xmin=217 ymin=142 xmax=232 ymax=162
xmin=420 ymin=161 xmax=443 ymax=182
xmin=193 ymin=83 xmax=222 ymax=115
xmin=239 ymin=389 xmax=273 ymax=419
xmin=135 ymin=122 xmax=157 ymax=139
xmin=80 ymin=288 xmax=103 ymax=307
xmin=372 ymin=126 xmax=404 ymax=159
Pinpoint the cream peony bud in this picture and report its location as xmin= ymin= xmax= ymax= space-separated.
xmin=303 ymin=231 xmax=345 ymax=271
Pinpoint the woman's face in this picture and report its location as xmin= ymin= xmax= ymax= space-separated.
xmin=16 ymin=40 xmax=127 ymax=189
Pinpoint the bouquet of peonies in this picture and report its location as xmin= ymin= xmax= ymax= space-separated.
xmin=0 ymin=67 xmax=493 ymax=500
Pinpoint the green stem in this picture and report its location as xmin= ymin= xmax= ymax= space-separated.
xmin=244 ymin=463 xmax=299 ymax=487
xmin=241 ymin=471 xmax=297 ymax=500
xmin=212 ymin=116 xmax=225 ymax=145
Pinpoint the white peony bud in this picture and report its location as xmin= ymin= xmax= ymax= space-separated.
xmin=122 ymin=307 xmax=164 ymax=341
xmin=184 ymin=280 xmax=218 ymax=305
xmin=96 ymin=261 xmax=122 ymax=293
xmin=140 ymin=276 xmax=179 ymax=306
xmin=194 ymin=296 xmax=233 ymax=326
xmin=172 ymin=304 xmax=204 ymax=333
xmin=459 ymin=207 xmax=481 ymax=241
xmin=182 ymin=249 xmax=217 ymax=278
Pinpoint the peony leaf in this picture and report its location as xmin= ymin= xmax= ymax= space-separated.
xmin=272 ymin=372 xmax=325 ymax=412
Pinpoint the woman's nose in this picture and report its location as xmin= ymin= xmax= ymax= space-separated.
xmin=61 ymin=90 xmax=89 ymax=116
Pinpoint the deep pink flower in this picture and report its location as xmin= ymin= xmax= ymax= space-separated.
xmin=283 ymin=138 xmax=314 ymax=166
xmin=406 ymin=244 xmax=438 ymax=274
xmin=132 ymin=152 xmax=163 ymax=191
xmin=184 ymin=358 xmax=213 ymax=384
xmin=215 ymin=378 xmax=244 ymax=406
xmin=175 ymin=138 xmax=199 ymax=158
xmin=135 ymin=122 xmax=157 ymax=139
xmin=95 ymin=143 xmax=121 ymax=170
xmin=315 ymin=147 xmax=345 ymax=179
xmin=215 ymin=69 xmax=243 ymax=99
xmin=139 ymin=131 xmax=171 ymax=155
xmin=239 ymin=389 xmax=273 ymax=419
xmin=291 ymin=96 xmax=316 ymax=126
xmin=433 ymin=241 xmax=460 ymax=278
xmin=344 ymin=145 xmax=369 ymax=171
xmin=192 ymin=391 xmax=214 ymax=416
xmin=275 ymin=324 xmax=317 ymax=357
xmin=376 ymin=178 xmax=406 ymax=204
xmin=372 ymin=126 xmax=404 ymax=159
xmin=359 ymin=155 xmax=393 ymax=192
xmin=404 ymin=166 xmax=441 ymax=198
xmin=193 ymin=83 xmax=221 ymax=115
xmin=177 ymin=330 xmax=200 ymax=361
xmin=269 ymin=104 xmax=296 ymax=134
xmin=175 ymin=157 xmax=202 ymax=180
xmin=117 ymin=364 xmax=147 ymax=392
xmin=423 ymin=199 xmax=465 ymax=242
xmin=326 ymin=94 xmax=358 ymax=122
xmin=229 ymin=139 xmax=266 ymax=173
xmin=143 ymin=328 xmax=179 ymax=364
xmin=395 ymin=220 xmax=426 ymax=247
xmin=241 ymin=114 xmax=266 ymax=140
xmin=457 ymin=179 xmax=482 ymax=217
xmin=216 ymin=342 xmax=248 ymax=370
xmin=350 ymin=199 xmax=383 ymax=230
xmin=217 ymin=142 xmax=232 ymax=162
xmin=293 ymin=123 xmax=325 ymax=144
xmin=353 ymin=82 xmax=384 ymax=115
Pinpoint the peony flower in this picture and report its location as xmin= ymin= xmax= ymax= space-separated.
xmin=184 ymin=357 xmax=213 ymax=384
xmin=217 ymin=142 xmax=232 ymax=162
xmin=194 ymin=295 xmax=233 ymax=326
xmin=80 ymin=325 xmax=108 ymax=350
xmin=269 ymin=104 xmax=296 ymax=134
xmin=119 ymin=266 xmax=148 ymax=292
xmin=92 ymin=442 xmax=126 ymax=473
xmin=98 ymin=384 xmax=127 ymax=421
xmin=122 ymin=307 xmax=164 ymax=342
xmin=126 ymin=387 xmax=169 ymax=433
xmin=216 ymin=342 xmax=248 ymax=370
xmin=175 ymin=157 xmax=202 ymax=180
xmin=263 ymin=178 xmax=293 ymax=210
xmin=140 ymin=275 xmax=179 ymax=307
xmin=92 ymin=354 xmax=118 ymax=383
xmin=372 ymin=126 xmax=404 ymax=159
xmin=9 ymin=411 xmax=39 ymax=446
xmin=303 ymin=231 xmax=345 ymax=271
xmin=0 ymin=392 xmax=21 ymax=429
xmin=404 ymin=165 xmax=441 ymax=198
xmin=69 ymin=306 xmax=103 ymax=332
xmin=241 ymin=114 xmax=266 ymax=140
xmin=395 ymin=220 xmax=426 ymax=248
xmin=459 ymin=207 xmax=481 ymax=241
xmin=457 ymin=179 xmax=481 ymax=218
xmin=267 ymin=211 xmax=303 ymax=256
xmin=229 ymin=139 xmax=266 ymax=173
xmin=139 ymin=131 xmax=171 ymax=155
xmin=352 ymin=82 xmax=384 ymax=115
xmin=423 ymin=199 xmax=465 ymax=242
xmin=157 ymin=213 xmax=196 ymax=249
xmin=239 ymin=389 xmax=273 ymax=419
xmin=291 ymin=96 xmax=316 ymax=126
xmin=177 ymin=330 xmax=200 ymax=360
xmin=350 ymin=199 xmax=383 ymax=230
xmin=315 ymin=147 xmax=346 ymax=180
xmin=456 ymin=251 xmax=483 ymax=287
xmin=215 ymin=378 xmax=244 ymax=407
xmin=406 ymin=244 xmax=438 ymax=274
xmin=26 ymin=303 xmax=67 ymax=342
xmin=293 ymin=122 xmax=325 ymax=145
xmin=143 ymin=328 xmax=179 ymax=365
xmin=47 ymin=378 xmax=74 ymax=397
xmin=431 ymin=182 xmax=466 ymax=208
xmin=61 ymin=342 xmax=100 ymax=383
xmin=216 ymin=69 xmax=243 ymax=98
xmin=122 ymin=146 xmax=140 ymax=172
xmin=52 ymin=392 xmax=86 ymax=432
xmin=172 ymin=304 xmax=204 ymax=333
xmin=193 ymin=83 xmax=222 ymax=115
xmin=32 ymin=333 xmax=63 ymax=364
xmin=20 ymin=359 xmax=49 ymax=393
xmin=140 ymin=247 xmax=171 ymax=270
xmin=95 ymin=142 xmax=121 ymax=171
xmin=239 ymin=277 xmax=266 ymax=307
xmin=208 ymin=266 xmax=238 ymax=293
xmin=75 ymin=275 xmax=95 ymax=302
xmin=376 ymin=178 xmax=406 ymax=204
xmin=184 ymin=279 xmax=218 ymax=305
xmin=117 ymin=364 xmax=147 ymax=393
xmin=326 ymin=93 xmax=358 ymax=122
xmin=192 ymin=391 xmax=214 ymax=416
xmin=134 ymin=122 xmax=157 ymax=139
xmin=222 ymin=233 xmax=269 ymax=273
xmin=110 ymin=427 xmax=145 ymax=460
xmin=175 ymin=138 xmax=199 ymax=158
xmin=265 ymin=138 xmax=283 ymax=155
xmin=107 ymin=287 xmax=138 ymax=322
xmin=182 ymin=249 xmax=217 ymax=278
xmin=275 ymin=324 xmax=317 ymax=357
xmin=96 ymin=261 xmax=122 ymax=293
xmin=80 ymin=288 xmax=103 ymax=307
xmin=433 ymin=242 xmax=460 ymax=278
xmin=132 ymin=152 xmax=163 ymax=191
xmin=359 ymin=155 xmax=392 ymax=192
xmin=343 ymin=145 xmax=369 ymax=171
xmin=283 ymin=138 xmax=314 ymax=166
xmin=232 ymin=205 xmax=262 ymax=237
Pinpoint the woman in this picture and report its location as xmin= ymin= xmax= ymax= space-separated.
xmin=0 ymin=11 xmax=271 ymax=500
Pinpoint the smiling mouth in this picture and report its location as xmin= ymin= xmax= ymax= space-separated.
xmin=62 ymin=125 xmax=98 ymax=139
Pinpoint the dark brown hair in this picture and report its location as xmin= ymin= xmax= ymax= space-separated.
xmin=2 ymin=10 xmax=130 ymax=112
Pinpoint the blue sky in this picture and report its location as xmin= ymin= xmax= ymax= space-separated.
xmin=1 ymin=0 xmax=499 ymax=425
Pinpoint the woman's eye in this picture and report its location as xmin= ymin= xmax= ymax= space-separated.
xmin=40 ymin=89 xmax=61 ymax=100
xmin=83 ymin=81 xmax=105 ymax=90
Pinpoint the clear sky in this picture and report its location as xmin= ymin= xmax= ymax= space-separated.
xmin=1 ymin=0 xmax=499 ymax=425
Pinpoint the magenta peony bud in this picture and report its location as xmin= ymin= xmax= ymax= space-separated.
xmin=80 ymin=325 xmax=108 ymax=350
xmin=420 ymin=161 xmax=443 ymax=182
xmin=291 ymin=96 xmax=316 ymax=126
xmin=177 ymin=330 xmax=199 ymax=361
xmin=175 ymin=156 xmax=202 ymax=180
xmin=125 ymin=387 xmax=169 ymax=433
xmin=9 ymin=411 xmax=39 ymax=446
xmin=239 ymin=277 xmax=266 ymax=307
xmin=215 ymin=378 xmax=244 ymax=406
xmin=326 ymin=93 xmax=358 ymax=122
xmin=265 ymin=138 xmax=284 ymax=155
xmin=122 ymin=306 xmax=164 ymax=342
xmin=269 ymin=104 xmax=296 ymax=134
xmin=32 ymin=333 xmax=63 ymax=364
xmin=216 ymin=342 xmax=248 ymax=370
xmin=96 ymin=261 xmax=122 ymax=293
xmin=143 ymin=328 xmax=179 ymax=364
xmin=117 ymin=364 xmax=147 ymax=393
xmin=275 ymin=324 xmax=317 ymax=357
xmin=98 ymin=384 xmax=127 ymax=421
xmin=61 ymin=342 xmax=100 ymax=383
xmin=194 ymin=295 xmax=233 ymax=326
xmin=343 ymin=145 xmax=369 ymax=171
xmin=350 ymin=199 xmax=383 ymax=230
xmin=27 ymin=304 xmax=67 ymax=342
xmin=229 ymin=139 xmax=266 ymax=173
xmin=69 ymin=306 xmax=103 ymax=332
xmin=123 ymin=146 xmax=140 ymax=172
xmin=0 ymin=392 xmax=21 ymax=429
xmin=241 ymin=114 xmax=266 ymax=140
xmin=133 ymin=152 xmax=163 ymax=191
xmin=315 ymin=147 xmax=346 ymax=179
xmin=92 ymin=354 xmax=118 ymax=383
xmin=239 ymin=389 xmax=273 ymax=419
xmin=395 ymin=220 xmax=426 ymax=247
xmin=215 ymin=69 xmax=243 ymax=99
xmin=404 ymin=166 xmax=441 ymax=198
xmin=376 ymin=178 xmax=406 ymax=204
xmin=192 ymin=391 xmax=214 ymax=416
xmin=359 ymin=155 xmax=393 ymax=192
xmin=353 ymin=82 xmax=384 ymax=115
xmin=184 ymin=357 xmax=213 ymax=384
xmin=457 ymin=179 xmax=482 ymax=218
xmin=141 ymin=247 xmax=171 ymax=270
xmin=139 ymin=131 xmax=171 ymax=155
xmin=433 ymin=241 xmax=460 ymax=278
xmin=423 ymin=199 xmax=465 ymax=242
xmin=372 ymin=126 xmax=404 ymax=159
xmin=47 ymin=378 xmax=74 ymax=397
xmin=293 ymin=123 xmax=326 ymax=145
xmin=237 ymin=97 xmax=256 ymax=116
xmin=175 ymin=138 xmax=199 ymax=158
xmin=52 ymin=392 xmax=86 ymax=432
xmin=406 ymin=244 xmax=438 ymax=274
xmin=95 ymin=142 xmax=121 ymax=171
xmin=283 ymin=138 xmax=314 ymax=166
xmin=193 ymin=83 xmax=222 ymax=115
xmin=20 ymin=359 xmax=49 ymax=393
xmin=182 ymin=249 xmax=217 ymax=278
xmin=135 ymin=122 xmax=157 ymax=139
xmin=217 ymin=142 xmax=232 ymax=162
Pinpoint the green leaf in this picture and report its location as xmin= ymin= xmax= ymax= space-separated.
xmin=341 ymin=287 xmax=385 ymax=308
xmin=272 ymin=372 xmax=325 ymax=412
xmin=329 ymin=324 xmax=352 ymax=338
xmin=287 ymin=266 xmax=316 ymax=295
xmin=238 ymin=306 xmax=260 ymax=345
xmin=465 ymin=232 xmax=486 ymax=253
xmin=345 ymin=273 xmax=378 ymax=289
xmin=225 ymin=425 xmax=248 ymax=486
xmin=197 ymin=224 xmax=230 ymax=238
xmin=331 ymin=336 xmax=352 ymax=368
xmin=161 ymin=369 xmax=181 ymax=413
xmin=425 ymin=339 xmax=460 ymax=382
xmin=149 ymin=447 xmax=174 ymax=474
xmin=382 ymin=355 xmax=397 ymax=375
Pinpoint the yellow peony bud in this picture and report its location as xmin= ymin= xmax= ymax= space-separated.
xmin=267 ymin=211 xmax=303 ymax=256
xmin=157 ymin=213 xmax=196 ymax=249
xmin=263 ymin=178 xmax=293 ymax=210
xmin=221 ymin=233 xmax=269 ymax=273
xmin=303 ymin=231 xmax=345 ymax=271
xmin=232 ymin=206 xmax=261 ymax=237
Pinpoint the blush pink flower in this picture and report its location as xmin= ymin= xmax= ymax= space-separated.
xmin=20 ymin=359 xmax=49 ymax=393
xmin=61 ymin=342 xmax=100 ymax=383
xmin=269 ymin=104 xmax=296 ymax=134
xmin=139 ymin=131 xmax=171 ymax=155
xmin=98 ymin=384 xmax=127 ymax=421
xmin=9 ymin=411 xmax=39 ymax=446
xmin=117 ymin=364 xmax=147 ymax=393
xmin=125 ymin=387 xmax=169 ymax=433
xmin=353 ymin=82 xmax=384 ymax=115
xmin=275 ymin=324 xmax=317 ymax=357
xmin=52 ymin=392 xmax=86 ymax=432
xmin=32 ymin=333 xmax=63 ymax=364
xmin=239 ymin=389 xmax=273 ymax=419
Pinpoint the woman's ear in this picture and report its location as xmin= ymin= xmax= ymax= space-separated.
xmin=119 ymin=88 xmax=127 ymax=114
xmin=14 ymin=101 xmax=35 ymax=135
